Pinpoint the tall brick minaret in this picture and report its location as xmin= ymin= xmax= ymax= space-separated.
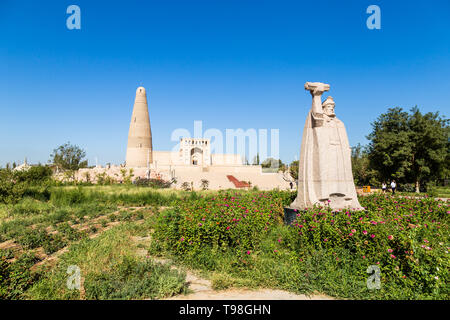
xmin=125 ymin=87 xmax=153 ymax=167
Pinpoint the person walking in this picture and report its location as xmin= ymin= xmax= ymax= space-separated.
xmin=381 ymin=182 xmax=387 ymax=193
xmin=390 ymin=180 xmax=397 ymax=195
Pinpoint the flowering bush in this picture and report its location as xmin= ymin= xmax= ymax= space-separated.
xmin=152 ymin=191 xmax=449 ymax=298
xmin=278 ymin=194 xmax=449 ymax=295
xmin=153 ymin=190 xmax=294 ymax=257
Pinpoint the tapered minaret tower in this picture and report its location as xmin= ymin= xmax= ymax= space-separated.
xmin=126 ymin=87 xmax=153 ymax=167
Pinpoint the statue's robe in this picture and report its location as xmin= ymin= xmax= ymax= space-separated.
xmin=291 ymin=110 xmax=363 ymax=211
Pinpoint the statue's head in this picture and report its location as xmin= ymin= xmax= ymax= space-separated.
xmin=322 ymin=96 xmax=335 ymax=117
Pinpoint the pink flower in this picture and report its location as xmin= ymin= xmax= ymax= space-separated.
xmin=363 ymin=230 xmax=368 ymax=235
xmin=349 ymin=233 xmax=354 ymax=236
xmin=362 ymin=256 xmax=366 ymax=259
xmin=246 ymin=250 xmax=251 ymax=255
xmin=226 ymin=226 xmax=230 ymax=230
xmin=388 ymin=235 xmax=394 ymax=240
xmin=324 ymin=238 xmax=328 ymax=242
xmin=388 ymin=248 xmax=393 ymax=253
xmin=351 ymin=229 xmax=356 ymax=233
xmin=390 ymin=254 xmax=396 ymax=259
xmin=370 ymin=234 xmax=375 ymax=238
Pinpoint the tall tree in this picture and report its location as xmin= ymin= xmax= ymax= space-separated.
xmin=407 ymin=107 xmax=449 ymax=192
xmin=289 ymin=160 xmax=299 ymax=180
xmin=351 ymin=143 xmax=378 ymax=186
xmin=50 ymin=142 xmax=88 ymax=171
xmin=367 ymin=107 xmax=412 ymax=182
xmin=252 ymin=153 xmax=260 ymax=165
xmin=367 ymin=107 xmax=448 ymax=192
xmin=261 ymin=158 xmax=285 ymax=170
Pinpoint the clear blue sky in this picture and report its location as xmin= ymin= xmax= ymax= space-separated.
xmin=1 ymin=0 xmax=449 ymax=166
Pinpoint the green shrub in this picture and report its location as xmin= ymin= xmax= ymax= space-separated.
xmin=13 ymin=165 xmax=53 ymax=184
xmin=11 ymin=198 xmax=53 ymax=216
xmin=56 ymin=222 xmax=84 ymax=241
xmin=152 ymin=191 xmax=287 ymax=257
xmin=16 ymin=228 xmax=50 ymax=249
xmin=134 ymin=178 xmax=172 ymax=189
xmin=43 ymin=233 xmax=68 ymax=255
xmin=84 ymin=257 xmax=187 ymax=299
xmin=50 ymin=187 xmax=86 ymax=206
xmin=0 ymin=252 xmax=41 ymax=299
xmin=0 ymin=166 xmax=53 ymax=204
xmin=152 ymin=191 xmax=449 ymax=299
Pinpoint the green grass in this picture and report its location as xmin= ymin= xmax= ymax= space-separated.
xmin=26 ymin=222 xmax=188 ymax=300
xmin=149 ymin=192 xmax=449 ymax=300
xmin=1 ymin=185 xmax=174 ymax=300
xmin=433 ymin=186 xmax=450 ymax=198
xmin=3 ymin=184 xmax=448 ymax=300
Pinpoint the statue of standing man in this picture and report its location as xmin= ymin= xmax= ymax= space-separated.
xmin=289 ymin=82 xmax=363 ymax=211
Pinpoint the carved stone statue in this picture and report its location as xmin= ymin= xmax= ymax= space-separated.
xmin=289 ymin=82 xmax=363 ymax=211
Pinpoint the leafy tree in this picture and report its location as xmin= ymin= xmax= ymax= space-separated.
xmin=407 ymin=107 xmax=449 ymax=192
xmin=13 ymin=165 xmax=53 ymax=184
xmin=200 ymin=179 xmax=209 ymax=190
xmin=367 ymin=107 xmax=412 ymax=183
xmin=261 ymin=158 xmax=285 ymax=170
xmin=252 ymin=153 xmax=260 ymax=165
xmin=367 ymin=107 xmax=448 ymax=192
xmin=181 ymin=182 xmax=191 ymax=191
xmin=120 ymin=168 xmax=134 ymax=185
xmin=289 ymin=160 xmax=299 ymax=181
xmin=50 ymin=142 xmax=88 ymax=171
xmin=351 ymin=143 xmax=378 ymax=186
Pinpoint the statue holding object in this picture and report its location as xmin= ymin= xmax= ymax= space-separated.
xmin=289 ymin=82 xmax=363 ymax=212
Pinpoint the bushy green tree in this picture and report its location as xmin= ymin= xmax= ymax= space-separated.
xmin=252 ymin=153 xmax=260 ymax=165
xmin=50 ymin=142 xmax=87 ymax=171
xmin=367 ymin=107 xmax=448 ymax=192
xmin=261 ymin=158 xmax=285 ymax=171
xmin=0 ymin=165 xmax=52 ymax=204
xmin=13 ymin=165 xmax=53 ymax=183
xmin=407 ymin=107 xmax=449 ymax=192
xmin=351 ymin=143 xmax=378 ymax=187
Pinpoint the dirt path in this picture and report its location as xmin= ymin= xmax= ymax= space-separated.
xmin=163 ymin=257 xmax=333 ymax=300
xmin=133 ymin=237 xmax=335 ymax=301
xmin=166 ymin=288 xmax=333 ymax=300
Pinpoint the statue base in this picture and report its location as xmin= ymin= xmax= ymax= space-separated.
xmin=283 ymin=207 xmax=304 ymax=225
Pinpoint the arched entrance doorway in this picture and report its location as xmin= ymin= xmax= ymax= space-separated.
xmin=190 ymin=147 xmax=203 ymax=165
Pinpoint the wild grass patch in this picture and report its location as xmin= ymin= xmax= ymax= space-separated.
xmin=27 ymin=222 xmax=188 ymax=300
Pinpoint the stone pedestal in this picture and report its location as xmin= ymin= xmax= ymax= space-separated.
xmin=283 ymin=207 xmax=302 ymax=225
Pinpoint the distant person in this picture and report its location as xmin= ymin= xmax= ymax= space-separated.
xmin=391 ymin=180 xmax=397 ymax=195
xmin=290 ymin=181 xmax=294 ymax=190
xmin=381 ymin=182 xmax=387 ymax=193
